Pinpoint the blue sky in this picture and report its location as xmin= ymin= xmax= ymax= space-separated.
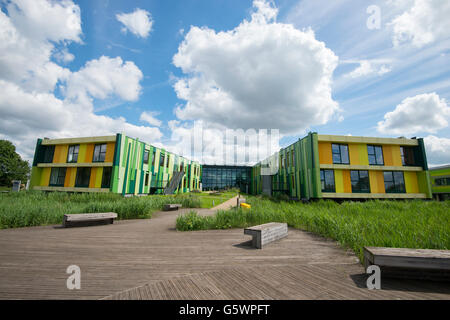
xmin=0 ymin=0 xmax=449 ymax=165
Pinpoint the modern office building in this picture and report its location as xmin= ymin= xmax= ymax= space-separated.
xmin=201 ymin=165 xmax=251 ymax=193
xmin=29 ymin=134 xmax=201 ymax=195
xmin=251 ymin=133 xmax=432 ymax=200
xmin=29 ymin=132 xmax=433 ymax=200
xmin=429 ymin=164 xmax=450 ymax=200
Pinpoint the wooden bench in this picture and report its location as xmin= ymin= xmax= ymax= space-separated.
xmin=364 ymin=246 xmax=450 ymax=281
xmin=63 ymin=212 xmax=118 ymax=228
xmin=244 ymin=222 xmax=288 ymax=249
xmin=163 ymin=203 xmax=182 ymax=211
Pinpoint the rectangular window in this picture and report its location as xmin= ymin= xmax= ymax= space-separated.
xmin=42 ymin=145 xmax=55 ymax=163
xmin=291 ymin=150 xmax=295 ymax=167
xmin=435 ymin=177 xmax=450 ymax=186
xmin=291 ymin=175 xmax=295 ymax=189
xmin=332 ymin=144 xmax=349 ymax=164
xmin=49 ymin=167 xmax=66 ymax=187
xmin=143 ymin=150 xmax=149 ymax=164
xmin=92 ymin=144 xmax=107 ymax=162
xmin=350 ymin=170 xmax=370 ymax=193
xmin=75 ymin=167 xmax=91 ymax=188
xmin=367 ymin=145 xmax=384 ymax=165
xmin=67 ymin=145 xmax=80 ymax=163
xmin=160 ymin=154 xmax=165 ymax=167
xmin=145 ymin=172 xmax=149 ymax=186
xmin=101 ymin=167 xmax=112 ymax=188
xmin=151 ymin=150 xmax=156 ymax=166
xmin=400 ymin=146 xmax=415 ymax=166
xmin=320 ymin=169 xmax=335 ymax=192
xmin=287 ymin=151 xmax=290 ymax=167
xmin=384 ymin=171 xmax=406 ymax=193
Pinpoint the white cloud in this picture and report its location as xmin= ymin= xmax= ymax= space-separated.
xmin=172 ymin=0 xmax=339 ymax=135
xmin=388 ymin=0 xmax=450 ymax=48
xmin=0 ymin=0 xmax=162 ymax=161
xmin=116 ymin=8 xmax=153 ymax=38
xmin=64 ymin=56 xmax=143 ymax=106
xmin=140 ymin=111 xmax=162 ymax=127
xmin=424 ymin=135 xmax=450 ymax=165
xmin=377 ymin=93 xmax=450 ymax=135
xmin=345 ymin=60 xmax=392 ymax=78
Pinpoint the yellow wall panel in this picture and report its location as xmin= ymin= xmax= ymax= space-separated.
xmin=40 ymin=167 xmax=51 ymax=186
xmin=404 ymin=171 xmax=419 ymax=193
xmin=391 ymin=145 xmax=402 ymax=166
xmin=383 ymin=145 xmax=393 ymax=166
xmin=105 ymin=142 xmax=115 ymax=163
xmin=89 ymin=167 xmax=97 ymax=188
xmin=348 ymin=144 xmax=360 ymax=165
xmin=377 ymin=171 xmax=385 ymax=193
xmin=78 ymin=144 xmax=87 ymax=163
xmin=53 ymin=146 xmax=61 ymax=163
xmin=95 ymin=167 xmax=103 ymax=188
xmin=318 ymin=142 xmax=332 ymax=164
xmin=70 ymin=168 xmax=76 ymax=187
xmin=335 ymin=169 xmax=344 ymax=193
xmin=358 ymin=144 xmax=369 ymax=165
xmin=85 ymin=144 xmax=94 ymax=163
xmin=342 ymin=170 xmax=352 ymax=193
xmin=64 ymin=168 xmax=72 ymax=187
xmin=60 ymin=145 xmax=68 ymax=163
xmin=369 ymin=171 xmax=378 ymax=193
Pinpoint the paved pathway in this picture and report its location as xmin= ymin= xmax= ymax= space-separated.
xmin=0 ymin=201 xmax=449 ymax=300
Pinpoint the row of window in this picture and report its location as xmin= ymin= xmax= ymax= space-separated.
xmin=49 ymin=167 xmax=112 ymax=189
xmin=331 ymin=144 xmax=415 ymax=166
xmin=320 ymin=169 xmax=406 ymax=194
xmin=434 ymin=177 xmax=450 ymax=186
xmin=143 ymin=149 xmax=199 ymax=175
xmin=280 ymin=150 xmax=295 ymax=169
xmin=42 ymin=144 xmax=108 ymax=164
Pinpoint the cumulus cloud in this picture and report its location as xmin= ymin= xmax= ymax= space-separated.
xmin=116 ymin=8 xmax=153 ymax=38
xmin=0 ymin=0 xmax=161 ymax=160
xmin=140 ymin=111 xmax=162 ymax=127
xmin=345 ymin=60 xmax=391 ymax=78
xmin=424 ymin=135 xmax=450 ymax=165
xmin=388 ymin=0 xmax=450 ymax=47
xmin=172 ymin=0 xmax=339 ymax=134
xmin=377 ymin=93 xmax=450 ymax=135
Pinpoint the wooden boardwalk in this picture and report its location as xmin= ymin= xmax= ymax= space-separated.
xmin=0 ymin=205 xmax=449 ymax=300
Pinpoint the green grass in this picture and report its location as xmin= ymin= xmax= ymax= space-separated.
xmin=195 ymin=190 xmax=238 ymax=208
xmin=176 ymin=196 xmax=450 ymax=262
xmin=0 ymin=186 xmax=11 ymax=192
xmin=0 ymin=191 xmax=201 ymax=229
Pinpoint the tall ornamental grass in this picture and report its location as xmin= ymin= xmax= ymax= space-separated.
xmin=0 ymin=191 xmax=200 ymax=229
xmin=176 ymin=196 xmax=450 ymax=262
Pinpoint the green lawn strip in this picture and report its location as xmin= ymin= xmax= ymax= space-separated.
xmin=176 ymin=196 xmax=450 ymax=262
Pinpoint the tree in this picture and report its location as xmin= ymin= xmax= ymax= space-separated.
xmin=0 ymin=140 xmax=30 ymax=186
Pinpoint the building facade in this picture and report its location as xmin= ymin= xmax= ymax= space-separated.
xmin=201 ymin=165 xmax=251 ymax=192
xmin=430 ymin=164 xmax=450 ymax=200
xmin=251 ymin=133 xmax=432 ymax=200
xmin=29 ymin=134 xmax=201 ymax=195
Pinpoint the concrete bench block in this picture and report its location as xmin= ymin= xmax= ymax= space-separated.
xmin=244 ymin=222 xmax=288 ymax=249
xmin=163 ymin=203 xmax=183 ymax=211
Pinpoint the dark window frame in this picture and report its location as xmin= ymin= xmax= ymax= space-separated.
xmin=350 ymin=170 xmax=370 ymax=193
xmin=400 ymin=146 xmax=415 ymax=166
xmin=143 ymin=150 xmax=149 ymax=164
xmin=101 ymin=167 xmax=112 ymax=189
xmin=75 ymin=167 xmax=91 ymax=188
xmin=320 ymin=169 xmax=336 ymax=192
xmin=383 ymin=171 xmax=406 ymax=193
xmin=67 ymin=144 xmax=80 ymax=163
xmin=367 ymin=145 xmax=384 ymax=165
xmin=42 ymin=145 xmax=55 ymax=163
xmin=151 ymin=149 xmax=156 ymax=166
xmin=92 ymin=143 xmax=107 ymax=163
xmin=49 ymin=167 xmax=66 ymax=187
xmin=332 ymin=144 xmax=350 ymax=165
